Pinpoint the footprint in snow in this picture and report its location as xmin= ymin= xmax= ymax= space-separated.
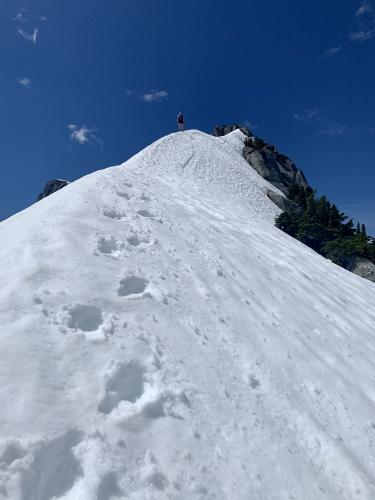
xmin=67 ymin=304 xmax=103 ymax=332
xmin=126 ymin=234 xmax=142 ymax=247
xmin=249 ymin=375 xmax=261 ymax=390
xmin=137 ymin=209 xmax=155 ymax=219
xmin=97 ymin=472 xmax=124 ymax=500
xmin=0 ymin=442 xmax=26 ymax=467
xmin=136 ymin=209 xmax=163 ymax=224
xmin=116 ymin=191 xmax=131 ymax=200
xmin=103 ymin=208 xmax=126 ymax=220
xmin=20 ymin=430 xmax=83 ymax=500
xmin=118 ymin=276 xmax=149 ymax=297
xmin=96 ymin=236 xmax=121 ymax=255
xmin=98 ymin=361 xmax=146 ymax=414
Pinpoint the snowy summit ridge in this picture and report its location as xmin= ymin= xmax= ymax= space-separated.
xmin=0 ymin=130 xmax=375 ymax=499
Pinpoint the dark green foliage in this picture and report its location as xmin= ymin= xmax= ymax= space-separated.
xmin=275 ymin=184 xmax=375 ymax=269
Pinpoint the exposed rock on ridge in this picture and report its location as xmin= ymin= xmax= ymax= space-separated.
xmin=266 ymin=189 xmax=301 ymax=213
xmin=213 ymin=124 xmax=253 ymax=137
xmin=37 ymin=179 xmax=69 ymax=201
xmin=213 ymin=124 xmax=310 ymax=195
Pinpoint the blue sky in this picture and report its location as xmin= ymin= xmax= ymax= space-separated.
xmin=1 ymin=0 xmax=375 ymax=233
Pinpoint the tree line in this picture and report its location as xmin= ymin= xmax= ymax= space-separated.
xmin=275 ymin=184 xmax=375 ymax=268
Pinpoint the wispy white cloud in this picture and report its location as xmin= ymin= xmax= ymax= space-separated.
xmin=68 ymin=124 xmax=103 ymax=148
xmin=350 ymin=28 xmax=375 ymax=41
xmin=319 ymin=122 xmax=351 ymax=137
xmin=324 ymin=2 xmax=375 ymax=57
xmin=324 ymin=46 xmax=342 ymax=58
xmin=294 ymin=110 xmax=349 ymax=136
xmin=356 ymin=1 xmax=373 ymax=16
xmin=13 ymin=6 xmax=46 ymax=42
xmin=293 ymin=108 xmax=375 ymax=137
xmin=350 ymin=0 xmax=375 ymax=41
xmin=17 ymin=27 xmax=38 ymax=44
xmin=141 ymin=90 xmax=168 ymax=103
xmin=293 ymin=109 xmax=319 ymax=122
xmin=18 ymin=77 xmax=31 ymax=89
xmin=126 ymin=89 xmax=168 ymax=103
xmin=13 ymin=8 xmax=29 ymax=23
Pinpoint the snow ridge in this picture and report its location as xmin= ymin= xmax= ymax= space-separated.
xmin=0 ymin=130 xmax=375 ymax=499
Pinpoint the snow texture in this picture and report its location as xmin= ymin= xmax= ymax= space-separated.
xmin=0 ymin=130 xmax=375 ymax=499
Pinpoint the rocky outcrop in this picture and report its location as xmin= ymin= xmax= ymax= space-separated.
xmin=37 ymin=180 xmax=69 ymax=201
xmin=242 ymin=136 xmax=309 ymax=195
xmin=213 ymin=124 xmax=253 ymax=138
xmin=266 ymin=189 xmax=301 ymax=213
xmin=213 ymin=125 xmax=310 ymax=195
xmin=348 ymin=257 xmax=375 ymax=283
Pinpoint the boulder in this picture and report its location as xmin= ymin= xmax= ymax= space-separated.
xmin=348 ymin=257 xmax=375 ymax=283
xmin=37 ymin=179 xmax=69 ymax=201
xmin=266 ymin=189 xmax=301 ymax=213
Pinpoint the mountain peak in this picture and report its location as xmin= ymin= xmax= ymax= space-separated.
xmin=1 ymin=129 xmax=374 ymax=499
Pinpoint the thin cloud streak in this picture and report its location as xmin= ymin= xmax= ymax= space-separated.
xmin=350 ymin=0 xmax=375 ymax=42
xmin=141 ymin=90 xmax=168 ymax=103
xmin=324 ymin=46 xmax=342 ymax=58
xmin=293 ymin=109 xmax=375 ymax=137
xmin=17 ymin=27 xmax=38 ymax=44
xmin=324 ymin=1 xmax=375 ymax=57
xmin=126 ymin=89 xmax=169 ymax=103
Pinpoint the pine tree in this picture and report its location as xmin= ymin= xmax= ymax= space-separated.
xmin=276 ymin=183 xmax=375 ymax=271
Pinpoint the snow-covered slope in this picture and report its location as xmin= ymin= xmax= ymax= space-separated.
xmin=1 ymin=130 xmax=375 ymax=500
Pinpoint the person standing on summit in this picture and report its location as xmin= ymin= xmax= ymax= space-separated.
xmin=177 ymin=112 xmax=185 ymax=131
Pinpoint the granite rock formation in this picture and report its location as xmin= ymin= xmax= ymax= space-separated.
xmin=266 ymin=189 xmax=301 ymax=213
xmin=37 ymin=179 xmax=69 ymax=201
xmin=348 ymin=257 xmax=375 ymax=283
xmin=213 ymin=124 xmax=253 ymax=137
xmin=213 ymin=125 xmax=309 ymax=195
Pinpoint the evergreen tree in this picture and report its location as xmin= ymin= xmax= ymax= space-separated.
xmin=275 ymin=184 xmax=375 ymax=272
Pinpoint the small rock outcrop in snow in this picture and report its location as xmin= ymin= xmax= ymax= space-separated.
xmin=266 ymin=189 xmax=301 ymax=212
xmin=37 ymin=179 xmax=69 ymax=201
xmin=348 ymin=256 xmax=375 ymax=282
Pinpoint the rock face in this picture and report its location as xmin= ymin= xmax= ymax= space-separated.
xmin=242 ymin=136 xmax=309 ymax=195
xmin=213 ymin=124 xmax=253 ymax=137
xmin=213 ymin=125 xmax=309 ymax=195
xmin=348 ymin=257 xmax=375 ymax=283
xmin=37 ymin=180 xmax=69 ymax=201
xmin=266 ymin=189 xmax=301 ymax=213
